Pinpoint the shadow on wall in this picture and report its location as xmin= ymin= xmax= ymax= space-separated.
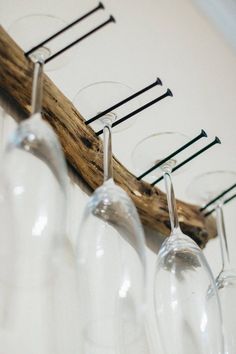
xmin=193 ymin=0 xmax=236 ymax=52
xmin=144 ymin=226 xmax=166 ymax=255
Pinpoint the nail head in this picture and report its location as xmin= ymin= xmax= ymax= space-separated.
xmin=99 ymin=2 xmax=105 ymax=9
xmin=110 ymin=15 xmax=116 ymax=23
xmin=156 ymin=77 xmax=162 ymax=86
xmin=167 ymin=88 xmax=173 ymax=97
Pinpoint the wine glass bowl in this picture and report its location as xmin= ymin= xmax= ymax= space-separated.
xmin=0 ymin=61 xmax=70 ymax=256
xmin=8 ymin=112 xmax=68 ymax=191
xmin=0 ymin=112 xmax=68 ymax=283
xmin=0 ymin=149 xmax=81 ymax=353
xmin=81 ymin=178 xmax=146 ymax=262
xmin=0 ymin=47 xmax=81 ymax=352
xmin=76 ymin=176 xmax=149 ymax=354
xmin=0 ymin=25 xmax=69 ymax=287
xmin=75 ymin=81 xmax=152 ymax=354
xmin=215 ymin=268 xmax=236 ymax=353
xmin=216 ymin=269 xmax=236 ymax=351
xmin=155 ymin=229 xmax=223 ymax=354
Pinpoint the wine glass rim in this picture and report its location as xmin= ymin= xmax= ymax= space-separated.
xmin=8 ymin=13 xmax=67 ymax=31
xmin=131 ymin=130 xmax=189 ymax=166
xmin=73 ymin=80 xmax=134 ymax=102
xmin=187 ymin=169 xmax=236 ymax=191
xmin=133 ymin=131 xmax=188 ymax=147
xmin=190 ymin=170 xmax=236 ymax=180
xmin=186 ymin=169 xmax=236 ymax=203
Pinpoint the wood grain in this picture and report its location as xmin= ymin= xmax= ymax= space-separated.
xmin=0 ymin=26 xmax=216 ymax=247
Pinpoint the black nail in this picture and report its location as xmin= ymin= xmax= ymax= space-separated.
xmin=167 ymin=88 xmax=173 ymax=97
xmin=204 ymin=193 xmax=236 ymax=217
xmin=110 ymin=15 xmax=116 ymax=23
xmin=156 ymin=77 xmax=163 ymax=86
xmin=137 ymin=129 xmax=207 ymax=180
xmin=151 ymin=137 xmax=221 ymax=186
xmin=201 ymin=182 xmax=236 ymax=212
xmin=85 ymin=77 xmax=163 ymax=125
xmin=99 ymin=2 xmax=105 ymax=10
xmin=95 ymin=89 xmax=173 ymax=136
xmin=45 ymin=16 xmax=115 ymax=64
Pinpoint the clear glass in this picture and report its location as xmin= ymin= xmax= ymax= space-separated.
xmin=0 ymin=50 xmax=81 ymax=353
xmin=77 ymin=178 xmax=148 ymax=354
xmin=3 ymin=52 xmax=69 ymax=195
xmin=0 ymin=145 xmax=81 ymax=354
xmin=188 ymin=171 xmax=236 ymax=353
xmin=0 ymin=109 xmax=16 ymax=160
xmin=75 ymin=82 xmax=152 ymax=354
xmin=132 ymin=133 xmax=224 ymax=354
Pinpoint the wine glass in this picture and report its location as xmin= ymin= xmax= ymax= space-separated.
xmin=0 ymin=29 xmax=82 ymax=354
xmin=2 ymin=42 xmax=68 ymax=198
xmin=6 ymin=13 xmax=70 ymax=191
xmin=73 ymin=82 xmax=153 ymax=354
xmin=132 ymin=132 xmax=224 ymax=354
xmin=187 ymin=170 xmax=236 ymax=354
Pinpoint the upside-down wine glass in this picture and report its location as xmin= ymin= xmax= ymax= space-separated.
xmin=73 ymin=82 xmax=153 ymax=354
xmin=132 ymin=132 xmax=224 ymax=354
xmin=0 ymin=41 xmax=82 ymax=354
xmin=188 ymin=170 xmax=236 ymax=354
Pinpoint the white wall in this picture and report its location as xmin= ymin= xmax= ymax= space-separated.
xmin=1 ymin=0 xmax=236 ymax=351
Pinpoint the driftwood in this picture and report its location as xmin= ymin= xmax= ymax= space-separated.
xmin=0 ymin=26 xmax=216 ymax=248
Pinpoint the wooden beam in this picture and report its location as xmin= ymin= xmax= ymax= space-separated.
xmin=0 ymin=26 xmax=216 ymax=248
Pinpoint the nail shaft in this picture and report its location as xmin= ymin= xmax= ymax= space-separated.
xmin=25 ymin=2 xmax=105 ymax=57
xmin=95 ymin=89 xmax=173 ymax=136
xmin=204 ymin=193 xmax=236 ymax=217
xmin=86 ymin=78 xmax=162 ymax=125
xmin=223 ymin=193 xmax=236 ymax=206
xmin=151 ymin=137 xmax=221 ymax=185
xmin=45 ymin=16 xmax=115 ymax=64
xmin=200 ymin=183 xmax=236 ymax=212
xmin=137 ymin=129 xmax=207 ymax=180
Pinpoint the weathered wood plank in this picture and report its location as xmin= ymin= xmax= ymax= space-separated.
xmin=0 ymin=26 xmax=216 ymax=247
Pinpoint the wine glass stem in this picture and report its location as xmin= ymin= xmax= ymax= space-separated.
xmin=163 ymin=170 xmax=180 ymax=233
xmin=31 ymin=61 xmax=44 ymax=115
xmin=103 ymin=123 xmax=113 ymax=182
xmin=216 ymin=203 xmax=231 ymax=271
